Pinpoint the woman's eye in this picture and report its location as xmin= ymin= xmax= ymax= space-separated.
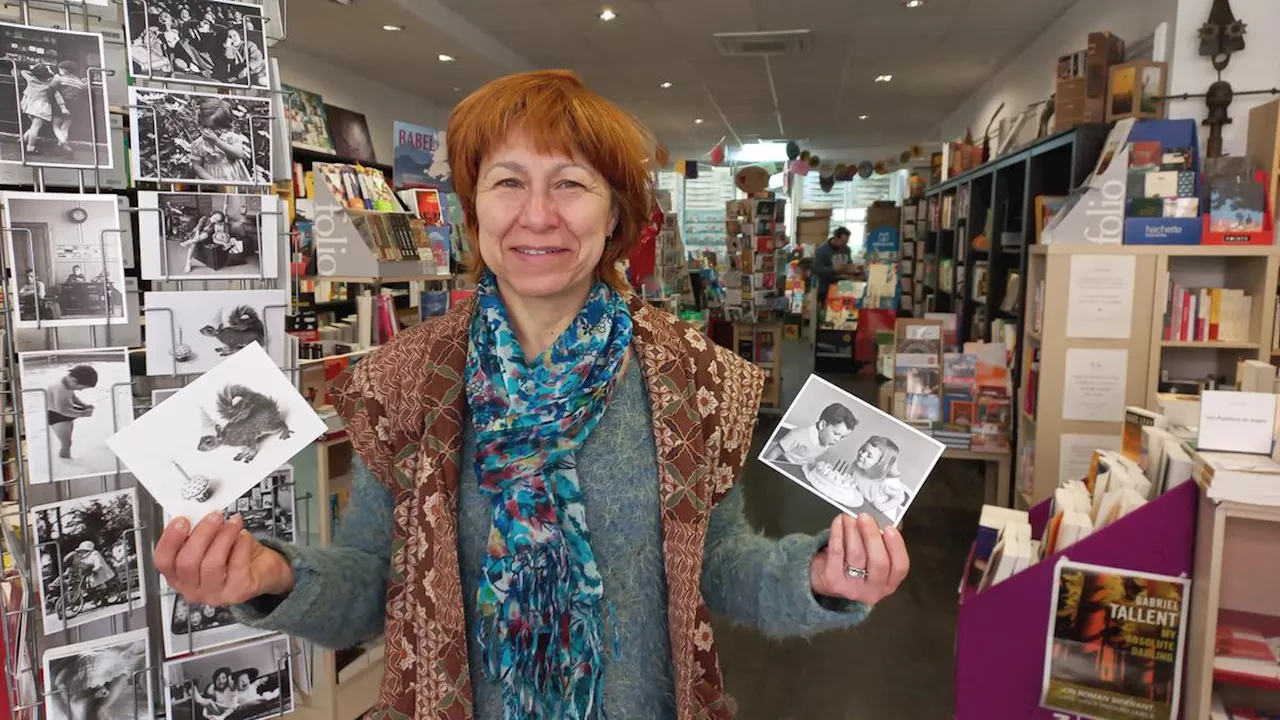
xmin=557 ymin=179 xmax=585 ymax=190
xmin=495 ymin=178 xmax=522 ymax=189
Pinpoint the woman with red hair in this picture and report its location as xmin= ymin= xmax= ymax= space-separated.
xmin=154 ymin=70 xmax=910 ymax=719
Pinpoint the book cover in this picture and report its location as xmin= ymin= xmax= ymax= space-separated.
xmin=942 ymin=353 xmax=977 ymax=389
xmin=1128 ymin=141 xmax=1161 ymax=170
xmin=1128 ymin=198 xmax=1163 ymax=217
xmin=1042 ymin=560 xmax=1189 ymax=720
xmin=1144 ymin=171 xmax=1179 ymax=199
xmin=1159 ymin=148 xmax=1192 ymax=171
xmin=420 ymin=290 xmax=449 ymax=319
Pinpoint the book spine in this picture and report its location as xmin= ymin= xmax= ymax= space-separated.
xmin=1209 ymin=287 xmax=1221 ymax=341
xmin=1178 ymin=288 xmax=1189 ymax=342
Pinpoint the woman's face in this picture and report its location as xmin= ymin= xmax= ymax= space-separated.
xmin=474 ymin=132 xmax=617 ymax=302
xmin=856 ymin=444 xmax=882 ymax=470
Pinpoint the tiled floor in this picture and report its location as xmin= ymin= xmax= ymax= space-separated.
xmin=713 ymin=339 xmax=986 ymax=719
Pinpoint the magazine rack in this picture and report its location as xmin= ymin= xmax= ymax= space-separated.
xmin=954 ymin=480 xmax=1198 ymax=719
xmin=309 ymin=179 xmax=450 ymax=282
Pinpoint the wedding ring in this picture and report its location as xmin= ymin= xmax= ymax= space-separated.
xmin=844 ymin=565 xmax=869 ymax=580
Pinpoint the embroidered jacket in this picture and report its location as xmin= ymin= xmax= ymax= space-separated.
xmin=330 ymin=295 xmax=765 ymax=720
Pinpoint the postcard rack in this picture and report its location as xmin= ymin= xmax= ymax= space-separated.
xmin=0 ymin=2 xmax=314 ymax=720
xmin=953 ymin=480 xmax=1198 ymax=719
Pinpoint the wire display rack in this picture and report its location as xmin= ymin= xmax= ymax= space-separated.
xmin=0 ymin=3 xmax=308 ymax=720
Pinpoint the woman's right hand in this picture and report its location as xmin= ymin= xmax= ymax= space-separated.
xmin=154 ymin=512 xmax=295 ymax=607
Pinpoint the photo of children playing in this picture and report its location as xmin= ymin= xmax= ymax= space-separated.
xmin=124 ymin=0 xmax=269 ymax=89
xmin=18 ymin=348 xmax=134 ymax=485
xmin=164 ymin=636 xmax=293 ymax=720
xmin=142 ymin=193 xmax=276 ymax=279
xmin=760 ymin=374 xmax=945 ymax=528
xmin=130 ymin=87 xmax=272 ymax=185
xmin=31 ymin=489 xmax=145 ymax=634
xmin=0 ymin=23 xmax=112 ymax=168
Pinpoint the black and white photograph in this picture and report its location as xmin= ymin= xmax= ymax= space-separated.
xmin=142 ymin=289 xmax=287 ymax=376
xmin=2 ymin=192 xmax=128 ymax=329
xmin=108 ymin=342 xmax=326 ymax=525
xmin=31 ymin=489 xmax=146 ymax=634
xmin=18 ymin=347 xmax=133 ymax=485
xmin=160 ymin=466 xmax=295 ymax=657
xmin=139 ymin=192 xmax=280 ymax=280
xmin=124 ymin=0 xmax=269 ymax=90
xmin=43 ymin=629 xmax=152 ymax=720
xmin=0 ymin=23 xmax=113 ymax=168
xmin=759 ymin=374 xmax=945 ymax=528
xmin=163 ymin=634 xmax=293 ymax=720
xmin=129 ymin=86 xmax=272 ymax=185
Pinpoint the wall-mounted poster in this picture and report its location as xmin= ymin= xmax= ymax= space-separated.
xmin=282 ymin=84 xmax=333 ymax=154
xmin=324 ymin=104 xmax=374 ymax=164
xmin=123 ymin=0 xmax=269 ymax=89
xmin=0 ymin=22 xmax=113 ymax=168
xmin=393 ymin=121 xmax=451 ymax=191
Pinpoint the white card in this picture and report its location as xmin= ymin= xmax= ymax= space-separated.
xmin=1197 ymin=390 xmax=1276 ymax=455
xmin=759 ymin=374 xmax=945 ymax=528
xmin=108 ymin=343 xmax=326 ymax=523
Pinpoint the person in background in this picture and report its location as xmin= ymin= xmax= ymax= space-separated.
xmin=19 ymin=269 xmax=46 ymax=300
xmin=813 ymin=226 xmax=859 ymax=304
xmin=65 ymin=265 xmax=87 ymax=283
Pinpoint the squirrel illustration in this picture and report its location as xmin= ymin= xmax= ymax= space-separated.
xmin=198 ymin=384 xmax=293 ymax=463
xmin=200 ymin=305 xmax=265 ymax=357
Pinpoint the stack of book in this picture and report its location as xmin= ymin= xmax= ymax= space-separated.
xmin=1125 ymin=140 xmax=1199 ymax=220
xmin=1161 ymin=282 xmax=1252 ymax=343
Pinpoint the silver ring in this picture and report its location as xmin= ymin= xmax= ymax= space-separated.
xmin=844 ymin=565 xmax=868 ymax=580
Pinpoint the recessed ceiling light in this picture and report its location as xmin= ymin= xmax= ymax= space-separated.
xmin=438 ymin=54 xmax=456 ymax=63
xmin=905 ymin=0 xmax=925 ymax=7
xmin=694 ymin=118 xmax=704 ymax=124
xmin=659 ymin=81 xmax=673 ymax=89
xmin=599 ymin=8 xmax=616 ymax=21
xmin=382 ymin=24 xmax=403 ymax=31
xmin=858 ymin=114 xmax=868 ymax=120
xmin=875 ymin=74 xmax=893 ymax=83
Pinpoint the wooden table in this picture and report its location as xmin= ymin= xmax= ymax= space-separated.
xmin=940 ymin=447 xmax=1012 ymax=507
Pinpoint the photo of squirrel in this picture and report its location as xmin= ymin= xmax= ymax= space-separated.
xmin=199 ymin=305 xmax=264 ymax=357
xmin=197 ymin=384 xmax=293 ymax=463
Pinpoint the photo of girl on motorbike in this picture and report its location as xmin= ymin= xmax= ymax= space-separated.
xmin=32 ymin=488 xmax=146 ymax=634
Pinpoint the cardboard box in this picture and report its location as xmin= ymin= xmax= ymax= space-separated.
xmin=797 ymin=207 xmax=833 ymax=245
xmin=1054 ymin=32 xmax=1125 ymax=131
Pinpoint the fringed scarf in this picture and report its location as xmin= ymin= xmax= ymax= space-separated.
xmin=465 ymin=271 xmax=632 ymax=719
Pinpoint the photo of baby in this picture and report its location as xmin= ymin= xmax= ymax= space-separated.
xmin=760 ymin=374 xmax=945 ymax=527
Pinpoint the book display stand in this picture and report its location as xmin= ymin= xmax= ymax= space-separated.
xmin=308 ymin=179 xmax=450 ymax=283
xmin=954 ymin=481 xmax=1197 ymax=719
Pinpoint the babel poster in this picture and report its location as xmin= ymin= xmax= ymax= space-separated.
xmin=1041 ymin=559 xmax=1189 ymax=720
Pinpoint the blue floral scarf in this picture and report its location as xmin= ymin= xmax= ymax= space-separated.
xmin=465 ymin=271 xmax=632 ymax=719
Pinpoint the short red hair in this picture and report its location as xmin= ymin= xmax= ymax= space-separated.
xmin=447 ymin=69 xmax=654 ymax=291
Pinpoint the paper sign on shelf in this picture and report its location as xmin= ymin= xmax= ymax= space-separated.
xmin=1197 ymin=390 xmax=1277 ymax=455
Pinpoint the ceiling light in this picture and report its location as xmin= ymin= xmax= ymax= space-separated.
xmin=694 ymin=118 xmax=704 ymax=124
xmin=905 ymin=0 xmax=924 ymax=7
xmin=875 ymin=74 xmax=893 ymax=83
xmin=599 ymin=8 xmax=616 ymax=21
xmin=438 ymin=54 xmax=456 ymax=63
xmin=659 ymin=81 xmax=672 ymax=89
xmin=858 ymin=114 xmax=868 ymax=120
xmin=382 ymin=24 xmax=403 ymax=31
xmin=732 ymin=141 xmax=790 ymax=163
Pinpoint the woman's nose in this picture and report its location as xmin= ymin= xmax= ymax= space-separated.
xmin=519 ymin=187 xmax=560 ymax=231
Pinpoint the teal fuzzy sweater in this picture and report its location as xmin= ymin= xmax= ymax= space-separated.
xmin=234 ymin=366 xmax=869 ymax=718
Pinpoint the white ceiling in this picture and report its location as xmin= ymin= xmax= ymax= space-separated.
xmin=282 ymin=0 xmax=1080 ymax=156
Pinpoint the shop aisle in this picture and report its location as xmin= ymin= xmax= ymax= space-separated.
xmin=714 ymin=337 xmax=983 ymax=719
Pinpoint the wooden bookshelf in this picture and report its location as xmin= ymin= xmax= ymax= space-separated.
xmin=1016 ymin=244 xmax=1280 ymax=507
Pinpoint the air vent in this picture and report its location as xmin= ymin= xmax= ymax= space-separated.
xmin=714 ymin=29 xmax=811 ymax=57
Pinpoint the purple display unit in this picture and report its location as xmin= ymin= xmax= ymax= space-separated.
xmin=954 ymin=481 xmax=1199 ymax=719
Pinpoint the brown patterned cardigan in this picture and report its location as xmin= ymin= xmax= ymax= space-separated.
xmin=323 ymin=295 xmax=822 ymax=719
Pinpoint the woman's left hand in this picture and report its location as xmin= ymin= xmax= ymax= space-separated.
xmin=810 ymin=513 xmax=909 ymax=606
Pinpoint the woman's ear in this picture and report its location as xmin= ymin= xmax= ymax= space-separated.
xmin=607 ymin=203 xmax=620 ymax=240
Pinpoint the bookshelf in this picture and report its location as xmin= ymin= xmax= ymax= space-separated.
xmin=1015 ymin=244 xmax=1280 ymax=507
xmin=1184 ymin=494 xmax=1280 ymax=718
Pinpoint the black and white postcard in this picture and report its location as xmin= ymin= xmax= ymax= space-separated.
xmin=0 ymin=23 xmax=113 ymax=168
xmin=2 ymin=192 xmax=128 ymax=329
xmin=108 ymin=342 xmax=325 ymax=524
xmin=143 ymin=289 xmax=287 ymax=376
xmin=124 ymin=0 xmax=269 ymax=89
xmin=160 ymin=466 xmax=295 ymax=657
xmin=129 ymin=86 xmax=272 ymax=185
xmin=44 ymin=628 xmax=152 ymax=720
xmin=18 ymin=347 xmax=133 ymax=485
xmin=31 ymin=488 xmax=146 ymax=634
xmin=139 ymin=192 xmax=280 ymax=280
xmin=759 ymin=374 xmax=945 ymax=527
xmin=163 ymin=634 xmax=293 ymax=720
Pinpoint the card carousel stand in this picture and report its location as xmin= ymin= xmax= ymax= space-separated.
xmin=0 ymin=5 xmax=319 ymax=720
xmin=953 ymin=481 xmax=1198 ymax=719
